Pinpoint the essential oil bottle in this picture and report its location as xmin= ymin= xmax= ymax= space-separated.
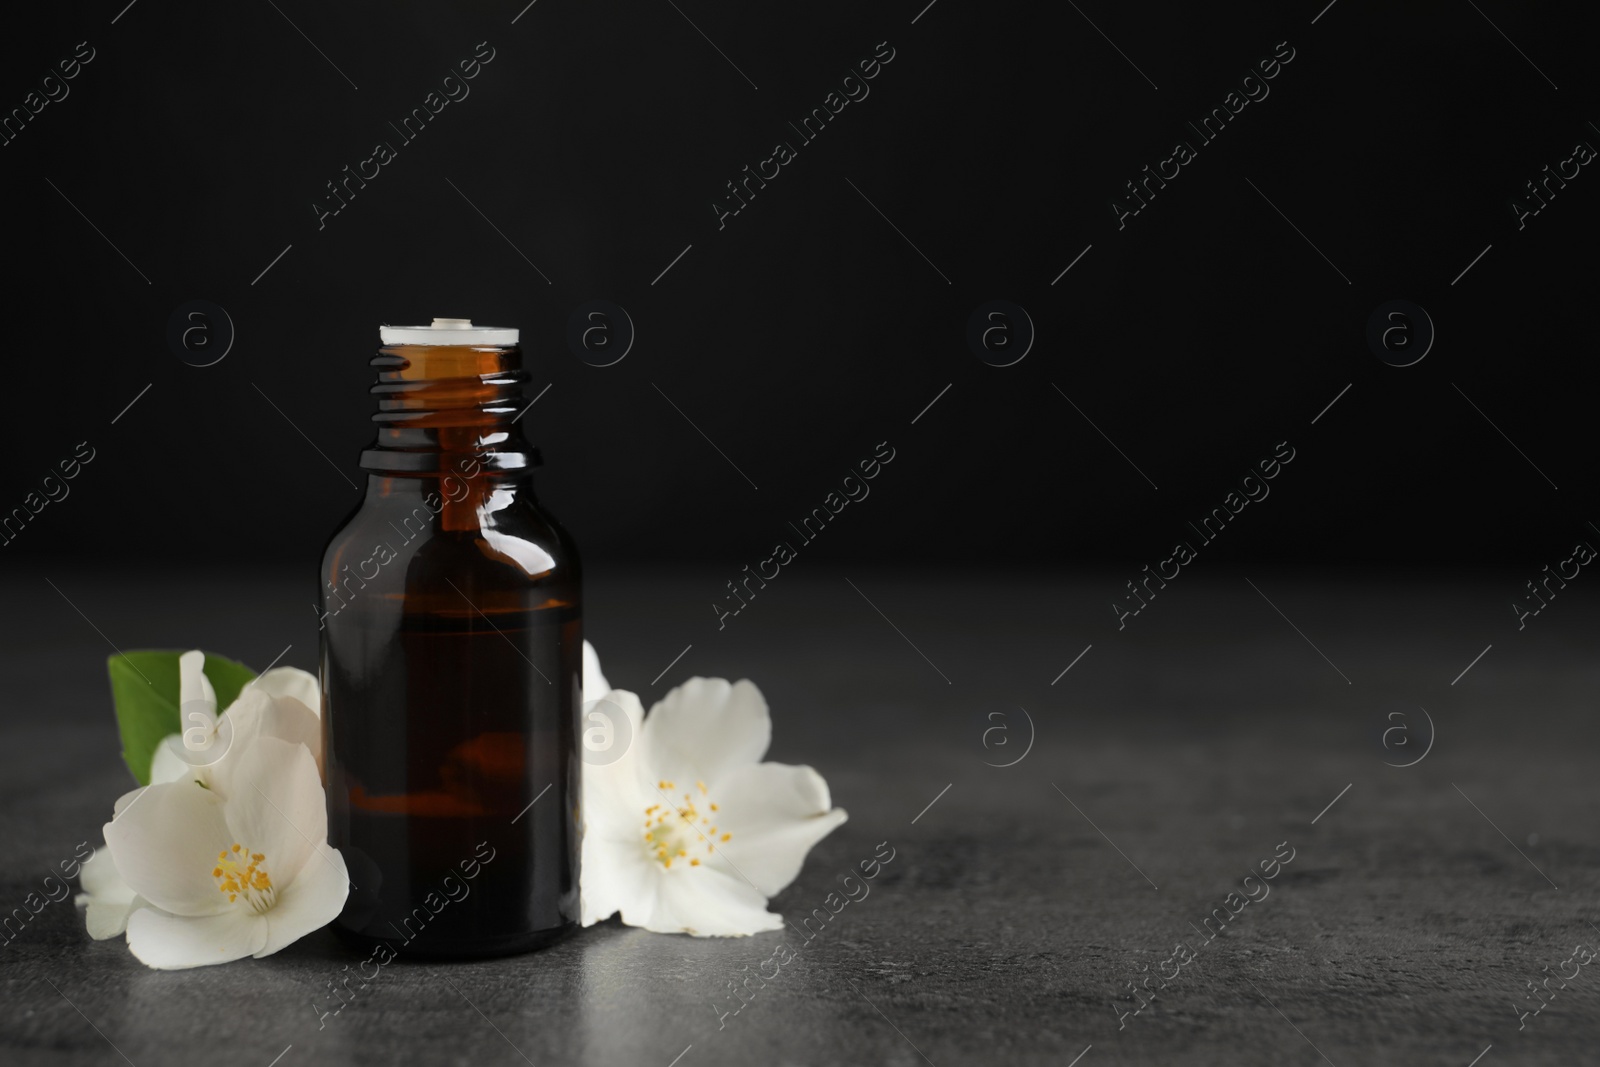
xmin=319 ymin=318 xmax=580 ymax=958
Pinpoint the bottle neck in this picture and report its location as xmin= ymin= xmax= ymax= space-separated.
xmin=359 ymin=343 xmax=540 ymax=475
xmin=359 ymin=467 xmax=535 ymax=537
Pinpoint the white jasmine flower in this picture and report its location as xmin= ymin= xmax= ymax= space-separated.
xmin=80 ymin=651 xmax=323 ymax=945
xmin=580 ymin=674 xmax=847 ymax=936
xmin=102 ymin=736 xmax=348 ymax=969
xmin=150 ymin=650 xmax=321 ymax=792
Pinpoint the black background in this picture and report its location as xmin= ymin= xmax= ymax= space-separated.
xmin=1 ymin=0 xmax=1594 ymax=573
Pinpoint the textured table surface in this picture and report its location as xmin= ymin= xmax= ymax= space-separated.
xmin=1 ymin=566 xmax=1596 ymax=1066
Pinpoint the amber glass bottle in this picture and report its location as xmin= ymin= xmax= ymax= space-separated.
xmin=319 ymin=318 xmax=579 ymax=959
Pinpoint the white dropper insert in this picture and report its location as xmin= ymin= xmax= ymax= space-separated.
xmin=379 ymin=318 xmax=519 ymax=346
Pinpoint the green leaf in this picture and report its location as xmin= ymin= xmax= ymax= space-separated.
xmin=106 ymin=650 xmax=258 ymax=786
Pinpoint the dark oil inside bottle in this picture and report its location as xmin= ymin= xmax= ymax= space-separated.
xmin=320 ymin=327 xmax=579 ymax=959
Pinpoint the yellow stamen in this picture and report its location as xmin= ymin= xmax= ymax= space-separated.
xmin=642 ymin=785 xmax=730 ymax=869
xmin=213 ymin=842 xmax=275 ymax=913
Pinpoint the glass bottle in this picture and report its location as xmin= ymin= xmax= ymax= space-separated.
xmin=319 ymin=318 xmax=580 ymax=958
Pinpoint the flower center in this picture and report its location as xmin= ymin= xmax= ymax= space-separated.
xmin=213 ymin=842 xmax=276 ymax=913
xmin=642 ymin=780 xmax=732 ymax=870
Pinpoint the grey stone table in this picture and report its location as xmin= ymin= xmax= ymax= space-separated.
xmin=2 ymin=566 xmax=1596 ymax=1066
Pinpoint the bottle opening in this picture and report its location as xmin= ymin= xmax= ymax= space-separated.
xmin=362 ymin=317 xmax=536 ymax=475
xmin=380 ymin=318 xmax=519 ymax=346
